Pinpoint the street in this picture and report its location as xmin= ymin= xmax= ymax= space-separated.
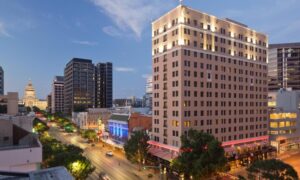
xmin=281 ymin=151 xmax=300 ymax=177
xmin=230 ymin=150 xmax=300 ymax=178
xmin=48 ymin=126 xmax=161 ymax=180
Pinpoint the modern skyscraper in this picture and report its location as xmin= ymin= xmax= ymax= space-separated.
xmin=268 ymin=43 xmax=300 ymax=92
xmin=95 ymin=62 xmax=113 ymax=108
xmin=51 ymin=76 xmax=64 ymax=114
xmin=0 ymin=66 xmax=3 ymax=95
xmin=150 ymin=5 xmax=269 ymax=155
xmin=64 ymin=58 xmax=95 ymax=114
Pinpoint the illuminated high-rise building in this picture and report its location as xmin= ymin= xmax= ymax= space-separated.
xmin=268 ymin=43 xmax=300 ymax=92
xmin=64 ymin=58 xmax=95 ymax=114
xmin=149 ymin=5 xmax=269 ymax=157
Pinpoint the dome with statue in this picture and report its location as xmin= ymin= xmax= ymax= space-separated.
xmin=22 ymin=80 xmax=47 ymax=110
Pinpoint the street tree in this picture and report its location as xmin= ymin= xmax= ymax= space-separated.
xmin=247 ymin=159 xmax=298 ymax=180
xmin=124 ymin=131 xmax=149 ymax=169
xmin=33 ymin=118 xmax=49 ymax=133
xmin=171 ymin=129 xmax=227 ymax=179
xmin=82 ymin=130 xmax=97 ymax=142
xmin=39 ymin=133 xmax=95 ymax=179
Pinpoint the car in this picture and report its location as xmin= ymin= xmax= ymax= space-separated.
xmin=105 ymin=151 xmax=113 ymax=157
xmin=99 ymin=172 xmax=111 ymax=180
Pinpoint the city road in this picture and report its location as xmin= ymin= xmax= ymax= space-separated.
xmin=48 ymin=126 xmax=162 ymax=180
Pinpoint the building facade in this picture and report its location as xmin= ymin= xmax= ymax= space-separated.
xmin=269 ymin=89 xmax=300 ymax=153
xmin=0 ymin=92 xmax=18 ymax=115
xmin=72 ymin=108 xmax=111 ymax=131
xmin=51 ymin=76 xmax=64 ymax=114
xmin=95 ymin=62 xmax=113 ymax=108
xmin=0 ymin=66 xmax=3 ymax=95
xmin=268 ymin=43 xmax=300 ymax=92
xmin=108 ymin=114 xmax=129 ymax=143
xmin=22 ymin=81 xmax=47 ymax=110
xmin=0 ymin=119 xmax=42 ymax=172
xmin=64 ymin=58 xmax=95 ymax=114
xmin=151 ymin=5 xmax=268 ymax=156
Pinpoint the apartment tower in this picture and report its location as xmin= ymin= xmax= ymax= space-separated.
xmin=0 ymin=66 xmax=3 ymax=95
xmin=268 ymin=42 xmax=300 ymax=92
xmin=51 ymin=76 xmax=64 ymax=114
xmin=64 ymin=58 xmax=95 ymax=114
xmin=150 ymin=5 xmax=269 ymax=154
xmin=95 ymin=62 xmax=113 ymax=108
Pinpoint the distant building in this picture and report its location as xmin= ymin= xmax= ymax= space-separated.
xmin=22 ymin=81 xmax=47 ymax=110
xmin=95 ymin=62 xmax=113 ymax=108
xmin=268 ymin=43 xmax=300 ymax=92
xmin=64 ymin=58 xmax=95 ymax=114
xmin=113 ymin=96 xmax=143 ymax=107
xmin=51 ymin=76 xmax=64 ymax=114
xmin=143 ymin=76 xmax=153 ymax=109
xmin=0 ymin=118 xmax=42 ymax=172
xmin=0 ymin=66 xmax=3 ymax=95
xmin=0 ymin=92 xmax=18 ymax=115
xmin=128 ymin=112 xmax=152 ymax=137
xmin=269 ymin=89 xmax=300 ymax=153
xmin=72 ymin=108 xmax=111 ymax=132
xmin=47 ymin=94 xmax=51 ymax=113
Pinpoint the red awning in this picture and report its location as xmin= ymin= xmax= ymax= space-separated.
xmin=148 ymin=147 xmax=178 ymax=162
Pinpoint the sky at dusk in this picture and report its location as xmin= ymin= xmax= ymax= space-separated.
xmin=0 ymin=0 xmax=300 ymax=99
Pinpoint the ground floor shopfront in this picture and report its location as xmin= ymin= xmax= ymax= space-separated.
xmin=270 ymin=137 xmax=300 ymax=154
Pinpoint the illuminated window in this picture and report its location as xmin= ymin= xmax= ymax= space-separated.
xmin=270 ymin=122 xmax=278 ymax=128
xmin=270 ymin=113 xmax=297 ymax=120
xmin=279 ymin=122 xmax=285 ymax=128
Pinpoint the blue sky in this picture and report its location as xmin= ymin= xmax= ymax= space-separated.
xmin=0 ymin=0 xmax=300 ymax=99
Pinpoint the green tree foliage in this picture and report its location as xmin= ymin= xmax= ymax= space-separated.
xmin=33 ymin=118 xmax=49 ymax=133
xmin=32 ymin=106 xmax=41 ymax=112
xmin=39 ymin=133 xmax=95 ymax=180
xmin=247 ymin=159 xmax=298 ymax=180
xmin=82 ymin=130 xmax=97 ymax=142
xmin=26 ymin=106 xmax=32 ymax=113
xmin=171 ymin=129 xmax=227 ymax=179
xmin=124 ymin=131 xmax=149 ymax=168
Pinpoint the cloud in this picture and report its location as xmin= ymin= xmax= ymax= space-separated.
xmin=0 ymin=22 xmax=12 ymax=37
xmin=102 ymin=26 xmax=121 ymax=37
xmin=142 ymin=74 xmax=151 ymax=79
xmin=90 ymin=0 xmax=175 ymax=38
xmin=115 ymin=67 xmax=135 ymax=72
xmin=72 ymin=40 xmax=98 ymax=46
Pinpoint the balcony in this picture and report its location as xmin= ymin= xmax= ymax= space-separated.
xmin=163 ymin=123 xmax=168 ymax=128
xmin=163 ymin=115 xmax=168 ymax=118
xmin=163 ymin=105 xmax=168 ymax=109
xmin=163 ymin=87 xmax=168 ymax=90
xmin=163 ymin=96 xmax=167 ymax=100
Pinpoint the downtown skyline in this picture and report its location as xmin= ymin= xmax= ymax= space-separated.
xmin=1 ymin=0 xmax=300 ymax=99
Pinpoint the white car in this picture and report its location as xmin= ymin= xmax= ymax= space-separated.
xmin=99 ymin=172 xmax=111 ymax=180
xmin=105 ymin=151 xmax=113 ymax=157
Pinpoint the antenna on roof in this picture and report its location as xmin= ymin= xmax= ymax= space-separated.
xmin=179 ymin=0 xmax=183 ymax=5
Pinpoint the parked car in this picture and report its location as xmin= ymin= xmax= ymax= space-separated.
xmin=105 ymin=151 xmax=113 ymax=157
xmin=99 ymin=172 xmax=110 ymax=180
